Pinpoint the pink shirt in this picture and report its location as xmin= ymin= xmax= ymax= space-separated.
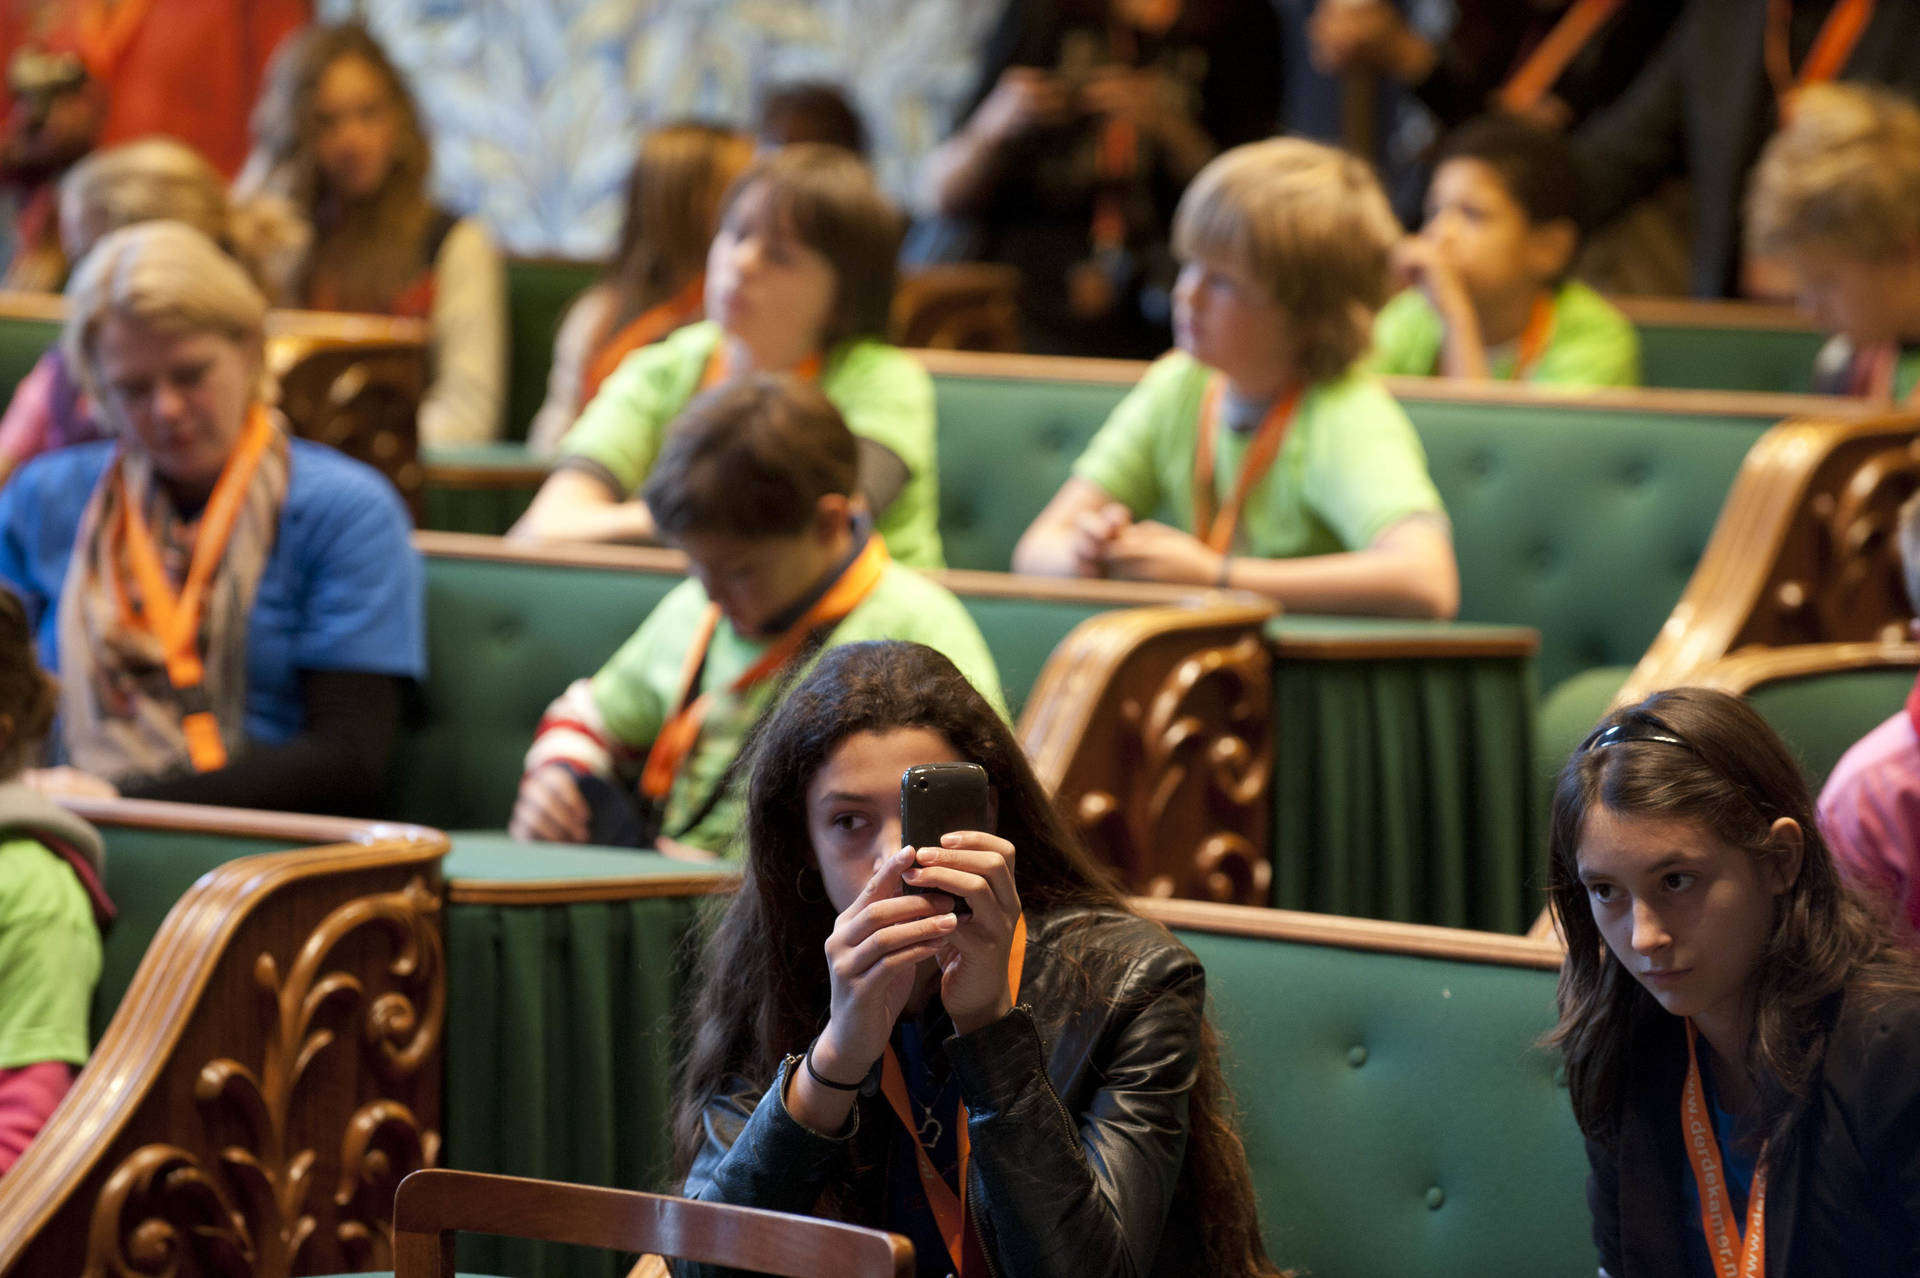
xmin=1819 ymin=706 xmax=1920 ymax=937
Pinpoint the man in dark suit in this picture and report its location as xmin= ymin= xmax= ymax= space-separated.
xmin=1575 ymin=0 xmax=1920 ymax=298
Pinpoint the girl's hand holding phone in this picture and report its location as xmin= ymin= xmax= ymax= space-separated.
xmin=813 ymin=846 xmax=959 ymax=1084
xmin=904 ymin=830 xmax=1021 ymax=1033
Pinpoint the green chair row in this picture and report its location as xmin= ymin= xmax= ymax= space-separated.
xmin=497 ymin=264 xmax=1838 ymax=439
xmin=2 ymin=798 xmax=1587 ymax=1278
xmin=448 ymin=871 xmax=1591 ymax=1278
xmin=424 ymin=356 xmax=1866 ymax=700
xmin=396 ymin=531 xmax=1222 ymax=834
xmin=404 ymin=532 xmax=1551 ymax=932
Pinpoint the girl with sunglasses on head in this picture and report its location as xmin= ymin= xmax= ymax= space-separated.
xmin=671 ymin=638 xmax=1279 ymax=1278
xmin=1547 ymin=687 xmax=1920 ymax=1278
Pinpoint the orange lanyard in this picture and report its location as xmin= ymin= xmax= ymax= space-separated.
xmin=1191 ymin=377 xmax=1302 ymax=555
xmin=639 ymin=536 xmax=889 ymax=800
xmin=108 ymin=405 xmax=276 ymax=772
xmin=698 ymin=342 xmax=823 ymax=392
xmin=880 ymin=914 xmax=1028 ymax=1278
xmin=1510 ymin=292 xmax=1557 ymax=381
xmin=1090 ymin=3 xmax=1182 ymax=254
xmin=579 ymin=275 xmax=707 ymax=408
xmin=1765 ymin=0 xmax=1874 ymax=113
xmin=1682 ymin=1020 xmax=1770 ymax=1278
xmin=1496 ymin=0 xmax=1626 ymax=114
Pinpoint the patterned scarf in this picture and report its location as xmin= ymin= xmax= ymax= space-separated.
xmin=54 ymin=409 xmax=290 ymax=783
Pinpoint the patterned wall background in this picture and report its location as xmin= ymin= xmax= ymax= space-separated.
xmin=321 ymin=0 xmax=1000 ymax=258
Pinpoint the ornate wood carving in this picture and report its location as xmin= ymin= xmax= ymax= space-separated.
xmin=1622 ymin=414 xmax=1920 ymax=701
xmin=0 ymin=832 xmax=448 ymax=1278
xmin=1021 ymin=603 xmax=1277 ymax=905
xmin=82 ymin=876 xmax=443 ymax=1278
xmin=273 ymin=338 xmax=431 ymax=522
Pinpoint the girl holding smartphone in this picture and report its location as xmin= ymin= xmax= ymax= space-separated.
xmin=671 ymin=639 xmax=1279 ymax=1278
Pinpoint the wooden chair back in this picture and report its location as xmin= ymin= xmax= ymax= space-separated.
xmin=392 ymin=1169 xmax=913 ymax=1278
xmin=892 ymin=263 xmax=1022 ymax=352
xmin=267 ymin=312 xmax=430 ymax=521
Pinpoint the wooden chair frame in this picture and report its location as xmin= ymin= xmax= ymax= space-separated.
xmin=393 ymin=1168 xmax=912 ymax=1278
xmin=1618 ymin=413 xmax=1920 ymax=703
xmin=0 ymin=801 xmax=448 ymax=1278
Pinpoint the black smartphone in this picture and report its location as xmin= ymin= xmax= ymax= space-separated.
xmin=900 ymin=762 xmax=992 ymax=914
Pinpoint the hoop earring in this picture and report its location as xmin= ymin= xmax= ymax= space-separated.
xmin=796 ymin=866 xmax=826 ymax=906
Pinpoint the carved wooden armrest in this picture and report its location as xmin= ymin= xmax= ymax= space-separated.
xmin=1621 ymin=413 xmax=1920 ymax=702
xmin=0 ymin=832 xmax=449 ymax=1278
xmin=1683 ymin=639 xmax=1920 ymax=696
xmin=1019 ymin=600 xmax=1277 ymax=904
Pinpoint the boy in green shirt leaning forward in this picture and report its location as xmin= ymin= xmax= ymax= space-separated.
xmin=511 ymin=375 xmax=1001 ymax=858
xmin=1369 ymin=115 xmax=1638 ymax=388
xmin=1015 ymin=137 xmax=1459 ymax=619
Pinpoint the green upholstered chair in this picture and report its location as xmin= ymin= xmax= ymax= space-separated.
xmin=1146 ymin=900 xmax=1587 ymax=1278
xmin=1618 ymin=296 xmax=1827 ymax=395
xmin=1687 ymin=642 xmax=1920 ymax=791
xmin=923 ymin=351 xmax=1824 ymax=698
xmin=0 ymin=297 xmax=61 ymax=404
xmin=503 ymin=257 xmax=600 ymax=443
xmin=930 ymin=359 xmax=1136 ymax=573
xmin=398 ymin=533 xmax=1216 ymax=834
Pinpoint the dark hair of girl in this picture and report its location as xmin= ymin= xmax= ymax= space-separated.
xmin=1545 ymin=686 xmax=1920 ymax=1152
xmin=0 ymin=588 xmax=56 ymax=778
xmin=714 ymin=144 xmax=902 ymax=348
xmin=671 ymin=640 xmax=1280 ymax=1277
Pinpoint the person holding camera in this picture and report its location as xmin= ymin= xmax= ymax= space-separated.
xmin=918 ymin=0 xmax=1280 ymax=360
xmin=670 ymin=639 xmax=1281 ymax=1278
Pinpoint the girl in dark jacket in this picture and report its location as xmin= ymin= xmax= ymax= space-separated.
xmin=1547 ymin=687 xmax=1920 ymax=1278
xmin=672 ymin=639 xmax=1278 ymax=1278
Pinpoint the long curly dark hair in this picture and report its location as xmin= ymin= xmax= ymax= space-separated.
xmin=1545 ymin=687 xmax=1920 ymax=1153
xmin=671 ymin=640 xmax=1280 ymax=1276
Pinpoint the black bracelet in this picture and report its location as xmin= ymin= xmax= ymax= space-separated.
xmin=803 ymin=1036 xmax=866 ymax=1091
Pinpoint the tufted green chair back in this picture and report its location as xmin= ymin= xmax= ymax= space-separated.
xmin=0 ymin=310 xmax=59 ymax=402
xmin=503 ymin=258 xmax=600 ymax=443
xmin=1410 ymin=397 xmax=1765 ymax=693
xmin=1631 ymin=312 xmax=1825 ymax=394
xmin=930 ymin=365 xmax=1776 ymax=695
xmin=934 ymin=372 xmax=1131 ymax=571
xmin=1170 ymin=915 xmax=1587 ymax=1278
xmin=1744 ymin=663 xmax=1916 ymax=790
xmin=397 ymin=544 xmax=1129 ymax=831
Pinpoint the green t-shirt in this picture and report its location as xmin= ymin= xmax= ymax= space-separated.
xmin=1368 ymin=280 xmax=1641 ymax=387
xmin=587 ymin=560 xmax=1005 ymax=855
xmin=558 ymin=321 xmax=946 ymax=569
xmin=1071 ymin=351 xmax=1445 ymax=559
xmin=0 ymin=837 xmax=100 ymax=1069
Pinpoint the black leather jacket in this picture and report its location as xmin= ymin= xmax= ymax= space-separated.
xmin=678 ymin=907 xmax=1211 ymax=1278
xmin=1586 ymin=988 xmax=1920 ymax=1277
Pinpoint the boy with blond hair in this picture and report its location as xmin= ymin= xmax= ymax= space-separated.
xmin=1014 ymin=137 xmax=1457 ymax=618
xmin=1747 ymin=83 xmax=1920 ymax=403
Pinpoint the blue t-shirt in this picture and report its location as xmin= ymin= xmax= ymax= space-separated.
xmin=0 ymin=439 xmax=425 ymax=748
